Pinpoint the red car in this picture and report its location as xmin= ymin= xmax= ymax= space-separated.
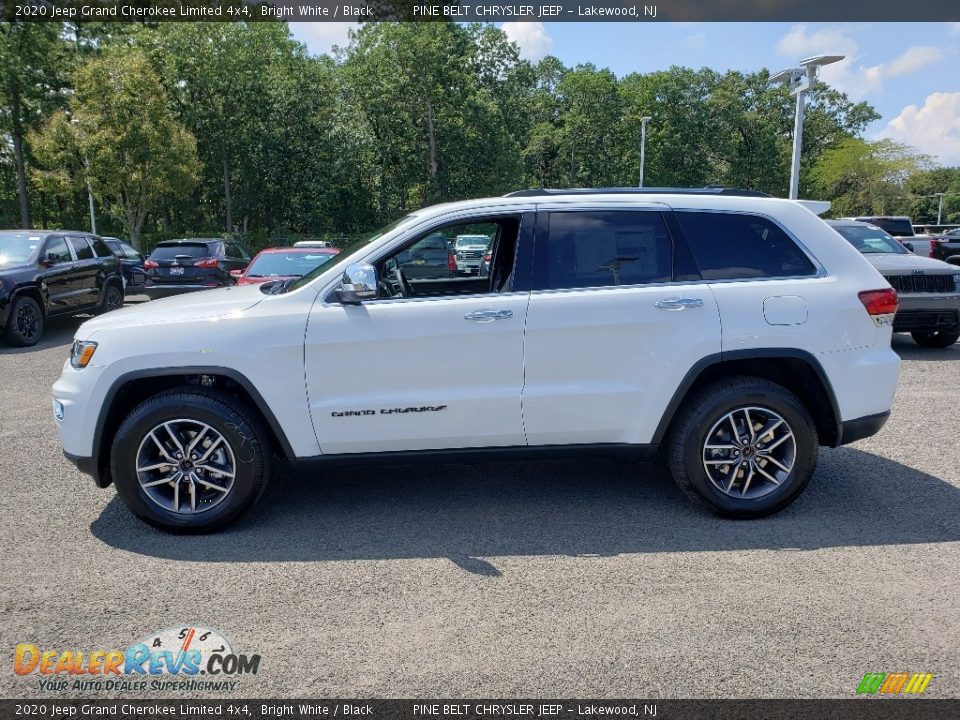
xmin=231 ymin=247 xmax=340 ymax=285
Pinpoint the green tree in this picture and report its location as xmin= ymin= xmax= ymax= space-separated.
xmin=810 ymin=138 xmax=933 ymax=216
xmin=31 ymin=48 xmax=199 ymax=248
xmin=0 ymin=22 xmax=70 ymax=227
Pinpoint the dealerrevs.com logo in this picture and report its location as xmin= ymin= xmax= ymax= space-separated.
xmin=14 ymin=626 xmax=260 ymax=693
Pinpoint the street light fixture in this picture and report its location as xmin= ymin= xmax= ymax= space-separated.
xmin=770 ymin=54 xmax=845 ymax=199
xmin=638 ymin=116 xmax=652 ymax=188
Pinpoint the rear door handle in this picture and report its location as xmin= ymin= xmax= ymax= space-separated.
xmin=464 ymin=309 xmax=513 ymax=322
xmin=654 ymin=297 xmax=704 ymax=311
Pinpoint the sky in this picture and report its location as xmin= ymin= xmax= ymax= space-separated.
xmin=290 ymin=21 xmax=960 ymax=166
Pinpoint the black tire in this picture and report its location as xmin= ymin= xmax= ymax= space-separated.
xmin=910 ymin=330 xmax=959 ymax=348
xmin=667 ymin=376 xmax=818 ymax=518
xmin=98 ymin=282 xmax=124 ymax=314
xmin=4 ymin=295 xmax=45 ymax=347
xmin=110 ymin=388 xmax=272 ymax=533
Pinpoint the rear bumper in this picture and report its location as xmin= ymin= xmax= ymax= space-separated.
xmin=837 ymin=411 xmax=890 ymax=446
xmin=144 ymin=283 xmax=220 ymax=299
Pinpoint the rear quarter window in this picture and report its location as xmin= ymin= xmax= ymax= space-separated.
xmin=675 ymin=212 xmax=817 ymax=280
xmin=90 ymin=237 xmax=113 ymax=258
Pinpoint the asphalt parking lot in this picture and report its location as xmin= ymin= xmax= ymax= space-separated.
xmin=1 ymin=302 xmax=958 ymax=699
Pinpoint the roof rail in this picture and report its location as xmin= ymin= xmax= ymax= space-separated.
xmin=503 ymin=186 xmax=772 ymax=198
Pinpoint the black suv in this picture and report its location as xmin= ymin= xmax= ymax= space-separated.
xmin=143 ymin=238 xmax=252 ymax=299
xmin=0 ymin=230 xmax=124 ymax=347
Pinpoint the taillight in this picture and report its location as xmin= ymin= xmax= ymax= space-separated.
xmin=483 ymin=253 xmax=491 ymax=263
xmin=930 ymin=239 xmax=942 ymax=258
xmin=196 ymin=257 xmax=219 ymax=268
xmin=448 ymin=253 xmax=456 ymax=272
xmin=143 ymin=259 xmax=158 ymax=270
xmin=858 ymin=288 xmax=899 ymax=316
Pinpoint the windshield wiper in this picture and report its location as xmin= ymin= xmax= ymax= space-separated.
xmin=270 ymin=277 xmax=298 ymax=294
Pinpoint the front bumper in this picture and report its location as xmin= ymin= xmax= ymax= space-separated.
xmin=62 ymin=451 xmax=110 ymax=487
xmin=892 ymin=293 xmax=960 ymax=333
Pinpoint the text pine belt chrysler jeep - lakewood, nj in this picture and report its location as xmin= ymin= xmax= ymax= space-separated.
xmin=53 ymin=188 xmax=901 ymax=532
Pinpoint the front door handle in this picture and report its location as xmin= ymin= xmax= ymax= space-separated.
xmin=464 ymin=309 xmax=513 ymax=322
xmin=654 ymin=297 xmax=704 ymax=311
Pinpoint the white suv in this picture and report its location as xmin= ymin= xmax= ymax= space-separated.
xmin=53 ymin=188 xmax=901 ymax=532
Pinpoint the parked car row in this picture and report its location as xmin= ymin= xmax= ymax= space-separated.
xmin=0 ymin=231 xmax=341 ymax=345
xmin=2 ymin=210 xmax=956 ymax=350
xmin=0 ymin=230 xmax=124 ymax=346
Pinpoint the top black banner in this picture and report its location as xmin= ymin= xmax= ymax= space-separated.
xmin=3 ymin=0 xmax=959 ymax=22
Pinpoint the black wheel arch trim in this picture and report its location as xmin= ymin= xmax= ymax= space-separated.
xmin=92 ymin=366 xmax=296 ymax=481
xmin=9 ymin=282 xmax=48 ymax=313
xmin=649 ymin=348 xmax=844 ymax=448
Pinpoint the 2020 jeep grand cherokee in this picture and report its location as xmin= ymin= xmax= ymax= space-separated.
xmin=53 ymin=189 xmax=901 ymax=532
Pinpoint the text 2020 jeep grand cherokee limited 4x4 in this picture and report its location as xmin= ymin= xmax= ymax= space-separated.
xmin=53 ymin=189 xmax=901 ymax=532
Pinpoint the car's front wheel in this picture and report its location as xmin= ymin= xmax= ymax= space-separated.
xmin=910 ymin=329 xmax=959 ymax=348
xmin=667 ymin=377 xmax=818 ymax=518
xmin=110 ymin=389 xmax=272 ymax=533
xmin=4 ymin=295 xmax=44 ymax=347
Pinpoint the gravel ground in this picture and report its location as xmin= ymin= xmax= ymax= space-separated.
xmin=1 ymin=305 xmax=958 ymax=699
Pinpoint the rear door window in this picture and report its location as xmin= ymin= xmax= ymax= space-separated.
xmin=68 ymin=236 xmax=94 ymax=260
xmin=675 ymin=212 xmax=817 ymax=280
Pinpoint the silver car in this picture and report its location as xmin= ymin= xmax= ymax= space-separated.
xmin=828 ymin=220 xmax=960 ymax=348
xmin=454 ymin=234 xmax=490 ymax=275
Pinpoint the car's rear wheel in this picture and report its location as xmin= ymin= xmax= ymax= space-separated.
xmin=4 ymin=295 xmax=44 ymax=347
xmin=910 ymin=329 xmax=959 ymax=348
xmin=110 ymin=389 xmax=271 ymax=533
xmin=99 ymin=283 xmax=124 ymax=313
xmin=667 ymin=377 xmax=818 ymax=518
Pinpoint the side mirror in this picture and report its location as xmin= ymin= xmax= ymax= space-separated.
xmin=42 ymin=252 xmax=58 ymax=267
xmin=903 ymin=242 xmax=914 ymax=253
xmin=337 ymin=263 xmax=378 ymax=304
xmin=229 ymin=269 xmax=244 ymax=278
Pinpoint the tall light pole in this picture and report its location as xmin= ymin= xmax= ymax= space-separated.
xmin=638 ymin=115 xmax=652 ymax=188
xmin=769 ymin=54 xmax=845 ymax=199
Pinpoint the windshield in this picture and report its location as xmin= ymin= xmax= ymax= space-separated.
xmin=0 ymin=232 xmax=43 ymax=267
xmin=456 ymin=235 xmax=488 ymax=248
xmin=833 ymin=224 xmax=908 ymax=254
xmin=285 ymin=215 xmax=414 ymax=293
xmin=247 ymin=251 xmax=338 ymax=277
xmin=150 ymin=243 xmax=214 ymax=260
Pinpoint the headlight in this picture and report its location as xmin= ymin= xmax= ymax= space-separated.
xmin=70 ymin=340 xmax=98 ymax=369
xmin=954 ymin=273 xmax=960 ymax=286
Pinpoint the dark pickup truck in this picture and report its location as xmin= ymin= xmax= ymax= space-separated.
xmin=931 ymin=229 xmax=960 ymax=266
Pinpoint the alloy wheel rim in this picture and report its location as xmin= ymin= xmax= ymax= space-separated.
xmin=701 ymin=406 xmax=796 ymax=499
xmin=16 ymin=304 xmax=40 ymax=340
xmin=135 ymin=419 xmax=236 ymax=514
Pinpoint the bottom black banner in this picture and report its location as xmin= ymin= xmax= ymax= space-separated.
xmin=1 ymin=699 xmax=957 ymax=720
